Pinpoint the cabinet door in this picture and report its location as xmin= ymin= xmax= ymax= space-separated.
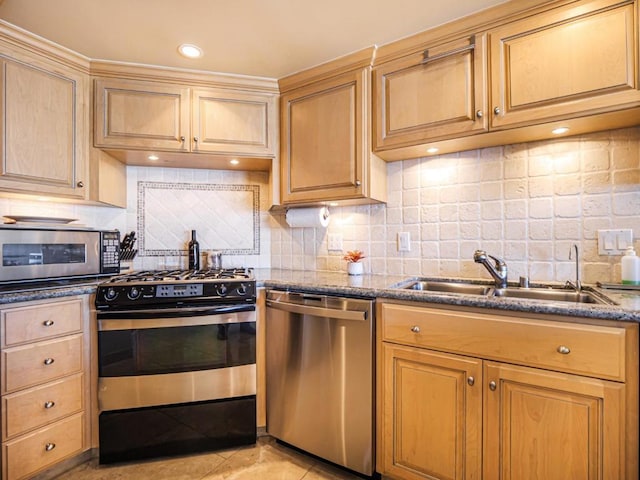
xmin=484 ymin=361 xmax=626 ymax=480
xmin=280 ymin=68 xmax=366 ymax=204
xmin=94 ymin=78 xmax=190 ymax=152
xmin=489 ymin=0 xmax=640 ymax=129
xmin=192 ymin=89 xmax=275 ymax=157
xmin=373 ymin=34 xmax=487 ymax=150
xmin=380 ymin=343 xmax=482 ymax=480
xmin=0 ymin=57 xmax=87 ymax=199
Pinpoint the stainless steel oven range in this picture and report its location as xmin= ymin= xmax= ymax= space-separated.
xmin=95 ymin=268 xmax=256 ymax=464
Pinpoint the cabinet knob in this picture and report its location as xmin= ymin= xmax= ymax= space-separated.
xmin=43 ymin=319 xmax=54 ymax=327
xmin=557 ymin=345 xmax=571 ymax=355
xmin=493 ymin=106 xmax=501 ymax=115
xmin=76 ymin=181 xmax=84 ymax=188
xmin=476 ymin=110 xmax=483 ymax=119
xmin=193 ymin=137 xmax=199 ymax=143
xmin=44 ymin=401 xmax=55 ymax=409
xmin=489 ymin=380 xmax=497 ymax=391
xmin=180 ymin=135 xmax=185 ymax=142
xmin=45 ymin=443 xmax=56 ymax=452
xmin=467 ymin=376 xmax=475 ymax=386
xmin=355 ymin=180 xmax=361 ymax=187
xmin=410 ymin=325 xmax=420 ymax=333
xmin=43 ymin=358 xmax=55 ymax=366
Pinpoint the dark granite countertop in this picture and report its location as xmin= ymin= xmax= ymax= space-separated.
xmin=2 ymin=269 xmax=639 ymax=324
xmin=255 ymin=269 xmax=640 ymax=324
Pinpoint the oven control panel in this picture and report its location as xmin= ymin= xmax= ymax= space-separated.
xmin=156 ymin=284 xmax=203 ymax=297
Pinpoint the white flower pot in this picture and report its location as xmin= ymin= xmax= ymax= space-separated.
xmin=347 ymin=262 xmax=364 ymax=276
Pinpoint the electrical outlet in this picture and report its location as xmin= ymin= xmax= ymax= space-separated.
xmin=598 ymin=229 xmax=633 ymax=255
xmin=328 ymin=233 xmax=343 ymax=251
xmin=398 ymin=232 xmax=411 ymax=252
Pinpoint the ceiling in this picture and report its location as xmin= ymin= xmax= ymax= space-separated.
xmin=0 ymin=0 xmax=507 ymax=79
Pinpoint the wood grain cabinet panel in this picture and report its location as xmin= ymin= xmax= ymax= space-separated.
xmin=0 ymin=296 xmax=90 ymax=480
xmin=489 ymin=0 xmax=640 ymax=129
xmin=2 ymin=297 xmax=83 ymax=347
xmin=94 ymin=78 xmax=190 ymax=152
xmin=377 ymin=301 xmax=639 ymax=480
xmin=0 ymin=56 xmax=87 ymax=199
xmin=95 ymin=78 xmax=277 ymax=159
xmin=380 ymin=344 xmax=482 ymax=480
xmin=484 ymin=362 xmax=626 ymax=479
xmin=2 ymin=413 xmax=84 ymax=480
xmin=373 ymin=34 xmax=488 ymax=150
xmin=280 ymin=48 xmax=386 ymax=205
xmin=192 ymin=89 xmax=275 ymax=156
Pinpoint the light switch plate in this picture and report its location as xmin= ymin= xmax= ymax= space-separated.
xmin=398 ymin=232 xmax=411 ymax=252
xmin=328 ymin=233 xmax=343 ymax=251
xmin=597 ymin=229 xmax=633 ymax=255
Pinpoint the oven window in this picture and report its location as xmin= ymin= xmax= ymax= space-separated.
xmin=2 ymin=243 xmax=86 ymax=266
xmin=98 ymin=323 xmax=256 ymax=377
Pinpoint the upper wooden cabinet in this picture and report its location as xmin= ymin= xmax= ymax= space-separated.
xmin=0 ymin=45 xmax=88 ymax=200
xmin=372 ymin=0 xmax=640 ymax=161
xmin=489 ymin=0 xmax=640 ymax=128
xmin=94 ymin=77 xmax=277 ymax=159
xmin=373 ymin=34 xmax=488 ymax=151
xmin=279 ymin=48 xmax=386 ymax=206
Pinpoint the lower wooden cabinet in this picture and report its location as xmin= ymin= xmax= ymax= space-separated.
xmin=0 ymin=296 xmax=91 ymax=480
xmin=377 ymin=301 xmax=639 ymax=480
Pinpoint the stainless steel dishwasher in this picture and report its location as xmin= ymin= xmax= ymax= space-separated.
xmin=265 ymin=290 xmax=374 ymax=476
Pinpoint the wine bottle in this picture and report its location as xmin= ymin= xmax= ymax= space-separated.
xmin=188 ymin=230 xmax=200 ymax=270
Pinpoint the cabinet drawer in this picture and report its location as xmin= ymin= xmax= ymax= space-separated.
xmin=2 ymin=298 xmax=83 ymax=347
xmin=3 ymin=413 xmax=84 ymax=480
xmin=2 ymin=374 xmax=83 ymax=440
xmin=381 ymin=303 xmax=628 ymax=381
xmin=2 ymin=335 xmax=83 ymax=393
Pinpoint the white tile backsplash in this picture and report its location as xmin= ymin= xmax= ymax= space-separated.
xmin=271 ymin=126 xmax=640 ymax=284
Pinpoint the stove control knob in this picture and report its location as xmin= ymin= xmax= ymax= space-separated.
xmin=128 ymin=287 xmax=141 ymax=300
xmin=104 ymin=288 xmax=117 ymax=301
xmin=217 ymin=284 xmax=228 ymax=296
xmin=236 ymin=283 xmax=247 ymax=295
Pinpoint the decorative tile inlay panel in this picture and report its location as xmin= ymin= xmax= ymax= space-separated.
xmin=138 ymin=181 xmax=260 ymax=256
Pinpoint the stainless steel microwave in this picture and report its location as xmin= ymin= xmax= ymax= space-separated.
xmin=0 ymin=226 xmax=120 ymax=283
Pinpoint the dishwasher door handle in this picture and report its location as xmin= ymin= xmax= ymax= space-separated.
xmin=266 ymin=300 xmax=367 ymax=321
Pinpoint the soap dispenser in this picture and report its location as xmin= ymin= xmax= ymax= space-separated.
xmin=621 ymin=246 xmax=640 ymax=285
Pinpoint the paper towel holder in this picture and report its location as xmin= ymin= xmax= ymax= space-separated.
xmin=284 ymin=206 xmax=331 ymax=228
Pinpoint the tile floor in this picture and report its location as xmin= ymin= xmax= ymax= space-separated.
xmin=55 ymin=436 xmax=366 ymax=480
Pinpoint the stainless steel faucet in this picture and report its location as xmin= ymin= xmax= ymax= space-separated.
xmin=473 ymin=250 xmax=508 ymax=288
xmin=566 ymin=244 xmax=581 ymax=292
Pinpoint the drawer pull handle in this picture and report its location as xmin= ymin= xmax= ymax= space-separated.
xmin=45 ymin=443 xmax=56 ymax=452
xmin=44 ymin=401 xmax=55 ymax=409
xmin=557 ymin=345 xmax=571 ymax=355
xmin=489 ymin=381 xmax=497 ymax=391
xmin=467 ymin=376 xmax=475 ymax=386
xmin=43 ymin=358 xmax=55 ymax=366
xmin=43 ymin=320 xmax=54 ymax=327
xmin=410 ymin=325 xmax=420 ymax=333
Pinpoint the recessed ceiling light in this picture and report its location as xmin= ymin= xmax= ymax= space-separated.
xmin=427 ymin=147 xmax=439 ymax=154
xmin=230 ymin=159 xmax=240 ymax=166
xmin=148 ymin=154 xmax=159 ymax=161
xmin=552 ymin=127 xmax=570 ymax=135
xmin=178 ymin=44 xmax=203 ymax=59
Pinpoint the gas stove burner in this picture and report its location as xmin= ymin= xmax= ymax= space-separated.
xmin=106 ymin=268 xmax=253 ymax=283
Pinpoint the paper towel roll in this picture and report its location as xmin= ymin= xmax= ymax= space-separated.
xmin=285 ymin=207 xmax=330 ymax=228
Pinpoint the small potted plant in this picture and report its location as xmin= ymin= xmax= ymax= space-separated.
xmin=343 ymin=250 xmax=365 ymax=275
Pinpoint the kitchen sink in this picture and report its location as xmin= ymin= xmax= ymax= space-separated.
xmin=402 ymin=281 xmax=493 ymax=296
xmin=492 ymin=287 xmax=610 ymax=304
xmin=398 ymin=279 xmax=615 ymax=305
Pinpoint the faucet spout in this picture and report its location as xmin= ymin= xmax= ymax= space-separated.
xmin=473 ymin=250 xmax=508 ymax=289
xmin=566 ymin=244 xmax=581 ymax=292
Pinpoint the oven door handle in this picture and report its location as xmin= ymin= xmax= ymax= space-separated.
xmin=97 ymin=304 xmax=255 ymax=319
xmin=98 ymin=305 xmax=256 ymax=331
